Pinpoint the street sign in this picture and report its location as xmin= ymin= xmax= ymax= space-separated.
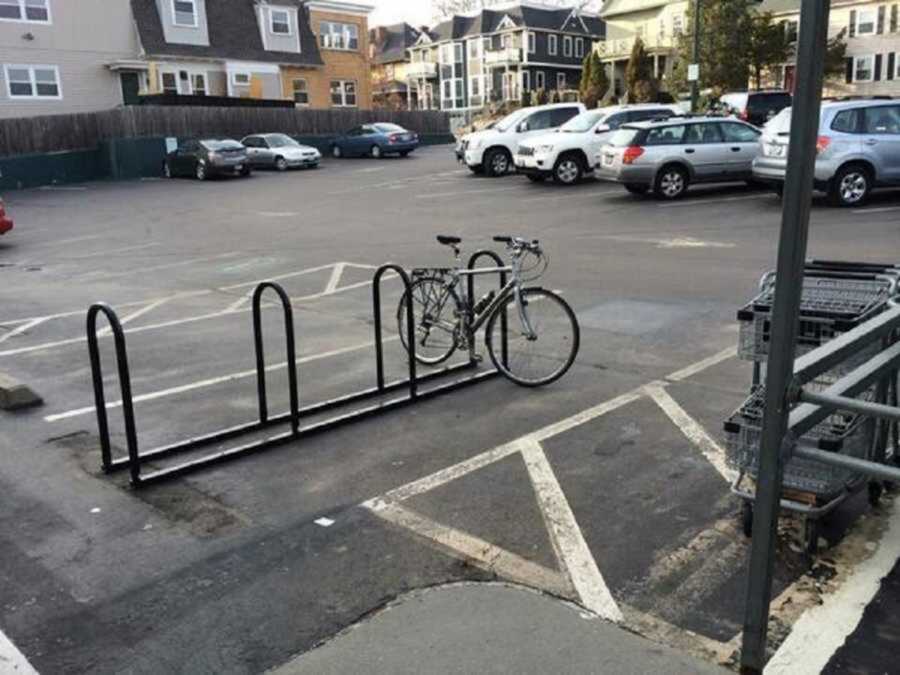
xmin=687 ymin=64 xmax=700 ymax=82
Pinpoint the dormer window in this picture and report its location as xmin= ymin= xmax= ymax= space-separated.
xmin=0 ymin=0 xmax=51 ymax=24
xmin=172 ymin=0 xmax=197 ymax=28
xmin=270 ymin=8 xmax=291 ymax=35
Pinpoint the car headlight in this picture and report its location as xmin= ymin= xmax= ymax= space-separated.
xmin=536 ymin=145 xmax=554 ymax=153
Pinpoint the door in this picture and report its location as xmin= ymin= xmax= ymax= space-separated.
xmin=513 ymin=109 xmax=554 ymax=153
xmin=120 ymin=72 xmax=140 ymax=105
xmin=681 ymin=123 xmax=729 ymax=181
xmin=720 ymin=122 xmax=762 ymax=178
xmin=174 ymin=141 xmax=197 ymax=175
xmin=862 ymin=104 xmax=900 ymax=183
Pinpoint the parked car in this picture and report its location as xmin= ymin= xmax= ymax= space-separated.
xmin=241 ymin=133 xmax=321 ymax=170
xmin=0 ymin=198 xmax=13 ymax=236
xmin=330 ymin=123 xmax=419 ymax=159
xmin=753 ymin=99 xmax=900 ymax=207
xmin=461 ymin=102 xmax=586 ymax=177
xmin=515 ymin=103 xmax=682 ymax=185
xmin=595 ymin=117 xmax=763 ymax=199
xmin=164 ymin=139 xmax=251 ymax=181
xmin=719 ymin=90 xmax=792 ymax=128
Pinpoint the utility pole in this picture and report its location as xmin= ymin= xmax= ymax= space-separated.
xmin=690 ymin=0 xmax=701 ymax=112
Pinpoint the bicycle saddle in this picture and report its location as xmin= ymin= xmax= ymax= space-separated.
xmin=437 ymin=235 xmax=462 ymax=246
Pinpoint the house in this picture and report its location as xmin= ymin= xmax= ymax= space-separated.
xmin=407 ymin=3 xmax=604 ymax=116
xmin=0 ymin=0 xmax=142 ymax=119
xmin=595 ymin=0 xmax=688 ymax=98
xmin=130 ymin=0 xmax=374 ymax=108
xmin=757 ymin=0 xmax=900 ymax=97
xmin=370 ymin=23 xmax=422 ymax=109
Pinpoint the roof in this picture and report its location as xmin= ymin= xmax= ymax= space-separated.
xmin=131 ymin=0 xmax=324 ymax=66
xmin=600 ymin=0 xmax=672 ymax=19
xmin=370 ymin=23 xmax=421 ymax=64
xmin=754 ymin=0 xmax=800 ymax=14
xmin=419 ymin=5 xmax=603 ymax=43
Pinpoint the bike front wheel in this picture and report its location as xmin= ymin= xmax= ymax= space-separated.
xmin=397 ymin=277 xmax=461 ymax=365
xmin=485 ymin=289 xmax=580 ymax=387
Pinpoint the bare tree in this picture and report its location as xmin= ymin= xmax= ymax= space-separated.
xmin=432 ymin=0 xmax=602 ymax=21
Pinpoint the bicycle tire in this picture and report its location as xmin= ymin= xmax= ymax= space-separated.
xmin=397 ymin=277 xmax=462 ymax=366
xmin=485 ymin=288 xmax=579 ymax=387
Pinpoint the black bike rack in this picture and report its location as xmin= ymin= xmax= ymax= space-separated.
xmin=86 ymin=255 xmax=509 ymax=486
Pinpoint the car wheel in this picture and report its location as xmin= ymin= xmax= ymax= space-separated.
xmin=526 ymin=174 xmax=546 ymax=183
xmin=332 ymin=145 xmax=342 ymax=159
xmin=829 ymin=164 xmax=871 ymax=207
xmin=275 ymin=156 xmax=288 ymax=171
xmin=163 ymin=161 xmax=173 ymax=179
xmin=552 ymin=154 xmax=584 ymax=185
xmin=483 ymin=148 xmax=511 ymax=177
xmin=654 ymin=165 xmax=688 ymax=200
xmin=371 ymin=145 xmax=383 ymax=159
xmin=240 ymin=167 xmax=252 ymax=177
xmin=400 ymin=151 xmax=411 ymax=158
xmin=196 ymin=161 xmax=207 ymax=181
xmin=624 ymin=183 xmax=648 ymax=195
xmin=469 ymin=164 xmax=484 ymax=175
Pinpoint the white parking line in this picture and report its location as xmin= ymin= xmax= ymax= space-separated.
xmin=852 ymin=206 xmax=900 ymax=214
xmin=75 ymin=252 xmax=242 ymax=281
xmin=661 ymin=194 xmax=769 ymax=208
xmin=97 ymin=298 xmax=171 ymax=337
xmin=0 ymin=628 xmax=38 ymax=674
xmin=666 ymin=346 xmax=737 ymax=382
xmin=0 ymin=318 xmax=47 ymax=345
xmin=414 ymin=187 xmax=523 ymax=199
xmin=61 ymin=242 xmax=160 ymax=259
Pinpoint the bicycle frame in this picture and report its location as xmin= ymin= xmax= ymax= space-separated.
xmin=457 ymin=257 xmax=538 ymax=339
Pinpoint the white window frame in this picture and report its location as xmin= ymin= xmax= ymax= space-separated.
xmin=563 ymin=36 xmax=573 ymax=57
xmin=171 ymin=0 xmax=198 ymax=28
xmin=160 ymin=70 xmax=178 ymax=94
xmin=0 ymin=0 xmax=51 ymax=24
xmin=292 ymin=78 xmax=309 ymax=105
xmin=330 ymin=79 xmax=357 ymax=107
xmin=269 ymin=8 xmax=291 ymax=36
xmin=4 ymin=63 xmax=61 ymax=99
xmin=535 ymin=70 xmax=545 ymax=89
xmin=548 ymin=34 xmax=558 ymax=56
xmin=672 ymin=14 xmax=684 ymax=36
xmin=856 ymin=7 xmax=877 ymax=35
xmin=853 ymin=54 xmax=875 ymax=82
xmin=522 ymin=70 xmax=531 ymax=91
xmin=575 ymin=38 xmax=584 ymax=58
xmin=557 ymin=72 xmax=566 ymax=89
xmin=321 ymin=21 xmax=359 ymax=51
xmin=191 ymin=72 xmax=206 ymax=95
xmin=528 ymin=31 xmax=536 ymax=54
xmin=468 ymin=38 xmax=481 ymax=60
xmin=232 ymin=71 xmax=251 ymax=86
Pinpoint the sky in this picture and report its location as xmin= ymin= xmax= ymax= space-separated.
xmin=369 ymin=0 xmax=435 ymax=28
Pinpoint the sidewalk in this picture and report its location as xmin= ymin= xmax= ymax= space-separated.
xmin=273 ymin=583 xmax=727 ymax=675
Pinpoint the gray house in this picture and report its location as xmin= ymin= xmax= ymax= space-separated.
xmin=0 ymin=0 xmax=143 ymax=119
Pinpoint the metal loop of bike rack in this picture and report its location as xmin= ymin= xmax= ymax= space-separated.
xmin=86 ymin=255 xmax=508 ymax=487
xmin=467 ymin=250 xmax=509 ymax=369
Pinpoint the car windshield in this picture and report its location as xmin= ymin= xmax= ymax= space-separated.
xmin=202 ymin=140 xmax=244 ymax=151
xmin=560 ymin=111 xmax=607 ymax=133
xmin=607 ymin=128 xmax=640 ymax=147
xmin=494 ymin=109 xmax=529 ymax=132
xmin=374 ymin=123 xmax=405 ymax=133
xmin=266 ymin=134 xmax=300 ymax=148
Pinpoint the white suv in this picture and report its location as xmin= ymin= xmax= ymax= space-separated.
xmin=514 ymin=103 xmax=683 ymax=185
xmin=461 ymin=103 xmax=585 ymax=177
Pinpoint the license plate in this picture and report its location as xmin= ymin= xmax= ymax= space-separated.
xmin=235 ymin=164 xmax=243 ymax=171
xmin=768 ymin=144 xmax=785 ymax=157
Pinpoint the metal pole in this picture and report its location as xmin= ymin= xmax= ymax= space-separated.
xmin=740 ymin=2 xmax=830 ymax=673
xmin=794 ymin=444 xmax=900 ymax=483
xmin=690 ymin=0 xmax=701 ymax=112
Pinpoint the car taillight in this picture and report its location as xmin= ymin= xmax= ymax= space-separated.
xmin=0 ymin=199 xmax=5 ymax=218
xmin=389 ymin=134 xmax=401 ymax=144
xmin=739 ymin=109 xmax=749 ymax=121
xmin=816 ymin=135 xmax=831 ymax=155
xmin=622 ymin=146 xmax=645 ymax=165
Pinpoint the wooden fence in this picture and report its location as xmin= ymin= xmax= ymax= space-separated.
xmin=0 ymin=105 xmax=451 ymax=157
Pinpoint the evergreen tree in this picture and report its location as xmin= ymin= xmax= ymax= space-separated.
xmin=678 ymin=0 xmax=752 ymax=94
xmin=747 ymin=12 xmax=790 ymax=89
xmin=625 ymin=37 xmax=656 ymax=102
xmin=579 ymin=53 xmax=593 ymax=98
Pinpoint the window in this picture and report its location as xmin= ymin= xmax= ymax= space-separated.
xmin=535 ymin=70 xmax=545 ymax=89
xmin=270 ymin=8 xmax=290 ymax=35
xmin=683 ymin=123 xmax=723 ymax=143
xmin=172 ymin=0 xmax=197 ymax=27
xmin=575 ymin=38 xmax=584 ymax=58
xmin=525 ymin=110 xmax=553 ymax=131
xmin=548 ymin=34 xmax=558 ymax=56
xmin=672 ymin=14 xmax=684 ymax=36
xmin=645 ymin=125 xmax=686 ymax=145
xmin=832 ymin=108 xmax=862 ymax=133
xmin=563 ymin=36 xmax=573 ymax=57
xmin=320 ymin=21 xmax=359 ymax=50
xmin=557 ymin=72 xmax=566 ymax=89
xmin=605 ymin=113 xmax=627 ymax=130
xmin=863 ymin=105 xmax=900 ymax=134
xmin=522 ymin=70 xmax=530 ymax=90
xmin=0 ymin=0 xmax=49 ymax=22
xmin=331 ymin=80 xmax=357 ymax=107
xmin=161 ymin=71 xmax=178 ymax=93
xmin=468 ymin=39 xmax=480 ymax=60
xmin=721 ymin=122 xmax=761 ymax=143
xmin=192 ymin=73 xmax=206 ymax=95
xmin=854 ymin=54 xmax=875 ymax=82
xmin=5 ymin=64 xmax=60 ymax=98
xmin=658 ymin=18 xmax=666 ymax=40
xmin=469 ymin=75 xmax=481 ymax=97
xmin=528 ymin=31 xmax=536 ymax=54
xmin=232 ymin=72 xmax=251 ymax=86
xmin=550 ymin=107 xmax=579 ymax=126
xmin=856 ymin=7 xmax=877 ymax=35
xmin=292 ymin=78 xmax=309 ymax=105
xmin=784 ymin=20 xmax=798 ymax=43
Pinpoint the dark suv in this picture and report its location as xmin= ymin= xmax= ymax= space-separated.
xmin=719 ymin=91 xmax=792 ymax=127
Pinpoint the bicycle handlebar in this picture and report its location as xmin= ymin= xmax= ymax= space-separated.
xmin=493 ymin=235 xmax=541 ymax=254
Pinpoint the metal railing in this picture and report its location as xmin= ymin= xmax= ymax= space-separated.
xmin=86 ymin=255 xmax=510 ymax=487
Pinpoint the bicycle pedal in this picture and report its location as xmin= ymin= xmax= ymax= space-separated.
xmin=471 ymin=353 xmax=484 ymax=363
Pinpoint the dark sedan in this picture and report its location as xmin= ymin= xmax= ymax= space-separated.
xmin=163 ymin=139 xmax=251 ymax=181
xmin=330 ymin=123 xmax=419 ymax=159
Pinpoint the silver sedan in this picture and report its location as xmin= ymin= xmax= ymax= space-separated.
xmin=241 ymin=133 xmax=321 ymax=171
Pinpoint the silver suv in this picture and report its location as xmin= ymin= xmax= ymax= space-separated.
xmin=595 ymin=117 xmax=762 ymax=199
xmin=753 ymin=99 xmax=900 ymax=207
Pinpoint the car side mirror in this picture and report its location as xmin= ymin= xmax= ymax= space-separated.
xmin=595 ymin=124 xmax=611 ymax=133
xmin=517 ymin=121 xmax=529 ymax=133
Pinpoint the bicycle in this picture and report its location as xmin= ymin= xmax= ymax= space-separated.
xmin=397 ymin=235 xmax=580 ymax=387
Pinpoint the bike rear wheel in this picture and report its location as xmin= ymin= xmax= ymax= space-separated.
xmin=485 ymin=289 xmax=579 ymax=387
xmin=397 ymin=277 xmax=461 ymax=365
